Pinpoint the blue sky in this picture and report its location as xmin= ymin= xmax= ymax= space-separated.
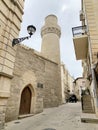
xmin=20 ymin=0 xmax=82 ymax=78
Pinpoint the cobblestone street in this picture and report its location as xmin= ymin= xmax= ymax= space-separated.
xmin=4 ymin=102 xmax=98 ymax=130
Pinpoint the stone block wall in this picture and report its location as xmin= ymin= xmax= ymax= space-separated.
xmin=84 ymin=0 xmax=98 ymax=63
xmin=5 ymin=45 xmax=62 ymax=121
xmin=43 ymin=61 xmax=62 ymax=107
xmin=0 ymin=0 xmax=24 ymax=128
xmin=0 ymin=0 xmax=24 ymax=76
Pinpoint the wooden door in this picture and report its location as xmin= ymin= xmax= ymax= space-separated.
xmin=19 ymin=87 xmax=31 ymax=115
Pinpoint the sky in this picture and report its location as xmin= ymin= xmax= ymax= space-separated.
xmin=19 ymin=0 xmax=82 ymax=79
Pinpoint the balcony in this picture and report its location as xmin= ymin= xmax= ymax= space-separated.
xmin=72 ymin=25 xmax=88 ymax=60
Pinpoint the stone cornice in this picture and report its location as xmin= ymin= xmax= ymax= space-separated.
xmin=17 ymin=45 xmax=58 ymax=65
xmin=0 ymin=91 xmax=10 ymax=98
xmin=0 ymin=72 xmax=13 ymax=79
xmin=10 ymin=0 xmax=24 ymax=14
xmin=41 ymin=27 xmax=61 ymax=38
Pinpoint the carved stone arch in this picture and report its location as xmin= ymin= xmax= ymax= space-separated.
xmin=19 ymin=71 xmax=38 ymax=115
xmin=19 ymin=70 xmax=37 ymax=115
xmin=19 ymin=83 xmax=36 ymax=115
xmin=19 ymin=86 xmax=32 ymax=115
xmin=26 ymin=83 xmax=35 ymax=97
xmin=21 ymin=70 xmax=37 ymax=96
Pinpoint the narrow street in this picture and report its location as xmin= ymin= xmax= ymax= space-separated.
xmin=4 ymin=102 xmax=98 ymax=130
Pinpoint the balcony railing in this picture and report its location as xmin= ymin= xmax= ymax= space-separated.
xmin=72 ymin=25 xmax=87 ymax=37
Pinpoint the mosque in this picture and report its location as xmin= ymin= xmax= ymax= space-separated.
xmin=0 ymin=0 xmax=74 ymax=129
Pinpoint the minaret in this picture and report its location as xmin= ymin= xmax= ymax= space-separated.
xmin=41 ymin=14 xmax=61 ymax=64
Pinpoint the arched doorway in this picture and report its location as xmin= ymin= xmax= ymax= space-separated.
xmin=19 ymin=87 xmax=31 ymax=115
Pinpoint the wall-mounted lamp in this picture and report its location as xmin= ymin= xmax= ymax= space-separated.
xmin=12 ymin=25 xmax=36 ymax=47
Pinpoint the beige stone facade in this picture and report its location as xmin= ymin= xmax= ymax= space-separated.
xmin=61 ymin=63 xmax=74 ymax=103
xmin=82 ymin=0 xmax=98 ymax=116
xmin=72 ymin=0 xmax=98 ymax=116
xmin=0 ymin=0 xmax=74 ymax=128
xmin=41 ymin=15 xmax=61 ymax=64
xmin=5 ymin=45 xmax=62 ymax=122
xmin=0 ymin=0 xmax=63 ymax=127
xmin=68 ymin=73 xmax=74 ymax=94
xmin=0 ymin=0 xmax=24 ymax=129
xmin=4 ymin=13 xmax=62 ymax=123
xmin=73 ymin=77 xmax=90 ymax=100
xmin=61 ymin=63 xmax=68 ymax=103
xmin=0 ymin=0 xmax=24 ymax=76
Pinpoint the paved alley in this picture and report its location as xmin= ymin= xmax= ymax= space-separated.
xmin=4 ymin=102 xmax=98 ymax=130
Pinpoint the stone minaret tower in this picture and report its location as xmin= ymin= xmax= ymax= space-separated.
xmin=41 ymin=14 xmax=61 ymax=64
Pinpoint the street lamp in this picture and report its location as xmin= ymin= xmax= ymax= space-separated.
xmin=12 ymin=25 xmax=36 ymax=47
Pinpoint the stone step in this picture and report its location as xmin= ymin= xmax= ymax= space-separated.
xmin=83 ymin=102 xmax=92 ymax=105
xmin=83 ymin=109 xmax=93 ymax=111
xmin=18 ymin=114 xmax=34 ymax=119
xmin=82 ymin=110 xmax=94 ymax=113
xmin=83 ymin=97 xmax=91 ymax=99
xmin=83 ymin=107 xmax=92 ymax=110
xmin=83 ymin=103 xmax=92 ymax=106
xmin=81 ymin=113 xmax=98 ymax=123
xmin=82 ymin=100 xmax=91 ymax=102
xmin=83 ymin=103 xmax=92 ymax=105
xmin=83 ymin=109 xmax=94 ymax=112
xmin=83 ymin=105 xmax=92 ymax=107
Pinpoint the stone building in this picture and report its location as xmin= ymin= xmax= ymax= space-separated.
xmin=67 ymin=73 xmax=74 ymax=95
xmin=61 ymin=63 xmax=74 ymax=103
xmin=72 ymin=0 xmax=98 ymax=115
xmin=73 ymin=77 xmax=90 ymax=101
xmin=0 ymin=0 xmax=63 ymax=128
xmin=5 ymin=14 xmax=62 ymax=123
xmin=0 ymin=0 xmax=24 ymax=129
xmin=5 ymin=43 xmax=62 ymax=122
xmin=0 ymin=0 xmax=74 ymax=129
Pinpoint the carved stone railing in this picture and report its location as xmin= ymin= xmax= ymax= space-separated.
xmin=41 ymin=27 xmax=61 ymax=38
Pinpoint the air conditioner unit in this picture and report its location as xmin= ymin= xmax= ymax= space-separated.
xmin=80 ymin=10 xmax=85 ymax=21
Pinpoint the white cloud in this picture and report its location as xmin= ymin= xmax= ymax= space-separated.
xmin=61 ymin=4 xmax=68 ymax=12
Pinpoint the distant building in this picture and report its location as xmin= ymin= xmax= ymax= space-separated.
xmin=68 ymin=73 xmax=74 ymax=95
xmin=61 ymin=63 xmax=74 ymax=103
xmin=73 ymin=77 xmax=90 ymax=100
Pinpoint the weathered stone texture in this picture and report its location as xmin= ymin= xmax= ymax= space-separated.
xmin=43 ymin=61 xmax=62 ymax=107
xmin=0 ymin=0 xmax=24 ymax=76
xmin=5 ymin=45 xmax=62 ymax=121
xmin=0 ymin=99 xmax=8 ymax=129
xmin=0 ymin=0 xmax=24 ymax=127
xmin=0 ymin=113 xmax=5 ymax=129
xmin=41 ymin=15 xmax=61 ymax=64
xmin=84 ymin=0 xmax=98 ymax=63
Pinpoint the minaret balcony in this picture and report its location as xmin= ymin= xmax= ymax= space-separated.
xmin=72 ymin=25 xmax=88 ymax=60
